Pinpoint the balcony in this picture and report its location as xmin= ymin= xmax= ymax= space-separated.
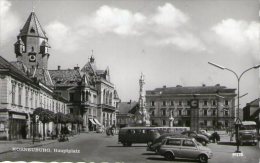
xmin=99 ymin=104 xmax=115 ymax=112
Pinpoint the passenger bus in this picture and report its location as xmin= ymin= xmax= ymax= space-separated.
xmin=239 ymin=121 xmax=258 ymax=145
xmin=231 ymin=121 xmax=258 ymax=145
xmin=118 ymin=126 xmax=190 ymax=146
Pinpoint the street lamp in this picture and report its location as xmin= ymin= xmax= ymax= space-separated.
xmin=208 ymin=62 xmax=260 ymax=153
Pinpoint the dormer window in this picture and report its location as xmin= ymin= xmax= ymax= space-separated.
xmin=30 ymin=27 xmax=35 ymax=33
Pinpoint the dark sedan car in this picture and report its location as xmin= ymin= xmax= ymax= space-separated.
xmin=181 ymin=131 xmax=209 ymax=146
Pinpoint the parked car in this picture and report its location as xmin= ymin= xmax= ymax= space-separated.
xmin=147 ymin=133 xmax=187 ymax=152
xmin=158 ymin=137 xmax=213 ymax=163
xmin=181 ymin=131 xmax=209 ymax=146
xmin=199 ymin=130 xmax=211 ymax=138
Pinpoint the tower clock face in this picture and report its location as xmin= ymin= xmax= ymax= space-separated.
xmin=28 ymin=53 xmax=36 ymax=62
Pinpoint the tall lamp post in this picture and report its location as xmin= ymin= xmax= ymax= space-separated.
xmin=208 ymin=62 xmax=260 ymax=153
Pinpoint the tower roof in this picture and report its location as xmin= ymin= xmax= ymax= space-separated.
xmin=19 ymin=12 xmax=47 ymax=38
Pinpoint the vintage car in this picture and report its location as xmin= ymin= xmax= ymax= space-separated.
xmin=158 ymin=137 xmax=213 ymax=163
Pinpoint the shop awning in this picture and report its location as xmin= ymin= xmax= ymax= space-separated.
xmin=89 ymin=118 xmax=96 ymax=125
xmin=93 ymin=118 xmax=102 ymax=126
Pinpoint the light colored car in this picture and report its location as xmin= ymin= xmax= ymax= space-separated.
xmin=158 ymin=137 xmax=213 ymax=163
xmin=199 ymin=130 xmax=211 ymax=137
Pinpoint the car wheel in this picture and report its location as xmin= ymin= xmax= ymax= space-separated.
xmin=198 ymin=154 xmax=208 ymax=163
xmin=164 ymin=152 xmax=175 ymax=161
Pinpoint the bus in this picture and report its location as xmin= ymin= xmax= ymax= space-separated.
xmin=239 ymin=121 xmax=258 ymax=145
xmin=118 ymin=126 xmax=190 ymax=146
xmin=231 ymin=121 xmax=258 ymax=145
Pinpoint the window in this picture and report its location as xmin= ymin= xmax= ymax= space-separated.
xmin=183 ymin=140 xmax=195 ymax=147
xmin=170 ymin=101 xmax=174 ymax=106
xmin=187 ymin=101 xmax=190 ymax=106
xmin=166 ymin=139 xmax=181 ymax=146
xmin=18 ymin=87 xmax=22 ymax=105
xmin=225 ymin=100 xmax=229 ymax=106
xmin=212 ymin=100 xmax=216 ymax=106
xmin=161 ymin=109 xmax=166 ymax=116
xmin=212 ymin=110 xmax=216 ymax=116
xmin=25 ymin=89 xmax=29 ymax=107
xmin=151 ymin=101 xmax=155 ymax=106
xmin=178 ymin=110 xmax=182 ymax=116
xmin=224 ymin=110 xmax=229 ymax=116
xmin=69 ymin=93 xmax=74 ymax=102
xmin=31 ymin=92 xmax=33 ymax=108
xmin=203 ymin=100 xmax=207 ymax=106
xmin=162 ymin=120 xmax=166 ymax=125
xmin=178 ymin=101 xmax=182 ymax=106
xmin=204 ymin=120 xmax=207 ymax=126
xmin=225 ymin=120 xmax=229 ymax=127
xmin=213 ymin=120 xmax=216 ymax=126
xmin=12 ymin=84 xmax=16 ymax=104
xmin=203 ymin=110 xmax=207 ymax=116
xmin=35 ymin=93 xmax=38 ymax=108
xmin=162 ymin=101 xmax=166 ymax=106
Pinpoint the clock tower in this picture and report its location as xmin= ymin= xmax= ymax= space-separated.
xmin=14 ymin=11 xmax=53 ymax=86
xmin=14 ymin=11 xmax=50 ymax=73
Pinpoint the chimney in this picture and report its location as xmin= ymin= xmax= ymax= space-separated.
xmin=57 ymin=65 xmax=61 ymax=70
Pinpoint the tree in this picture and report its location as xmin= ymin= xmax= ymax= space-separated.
xmin=74 ymin=115 xmax=83 ymax=134
xmin=33 ymin=107 xmax=54 ymax=140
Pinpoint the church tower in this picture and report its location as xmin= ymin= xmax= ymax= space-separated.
xmin=14 ymin=11 xmax=50 ymax=72
xmin=14 ymin=11 xmax=53 ymax=86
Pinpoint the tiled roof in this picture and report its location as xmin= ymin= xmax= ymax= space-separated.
xmin=49 ymin=69 xmax=82 ymax=87
xmin=19 ymin=12 xmax=47 ymax=38
xmin=0 ymin=56 xmax=33 ymax=83
xmin=146 ymin=85 xmax=236 ymax=95
xmin=10 ymin=61 xmax=53 ymax=86
xmin=118 ymin=101 xmax=138 ymax=114
xmin=33 ymin=69 xmax=53 ymax=86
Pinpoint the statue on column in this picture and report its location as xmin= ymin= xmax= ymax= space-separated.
xmin=136 ymin=73 xmax=150 ymax=126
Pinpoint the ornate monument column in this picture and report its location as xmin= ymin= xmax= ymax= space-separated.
xmin=136 ymin=73 xmax=150 ymax=126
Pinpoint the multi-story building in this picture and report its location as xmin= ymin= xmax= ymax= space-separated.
xmin=146 ymin=84 xmax=236 ymax=131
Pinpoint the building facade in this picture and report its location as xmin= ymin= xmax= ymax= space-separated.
xmin=146 ymin=84 xmax=236 ymax=131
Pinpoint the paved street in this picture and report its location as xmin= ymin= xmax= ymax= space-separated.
xmin=0 ymin=133 xmax=260 ymax=163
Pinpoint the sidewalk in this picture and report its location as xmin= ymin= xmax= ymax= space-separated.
xmin=0 ymin=134 xmax=80 ymax=154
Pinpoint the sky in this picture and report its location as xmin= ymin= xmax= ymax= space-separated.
xmin=0 ymin=0 xmax=259 ymax=108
